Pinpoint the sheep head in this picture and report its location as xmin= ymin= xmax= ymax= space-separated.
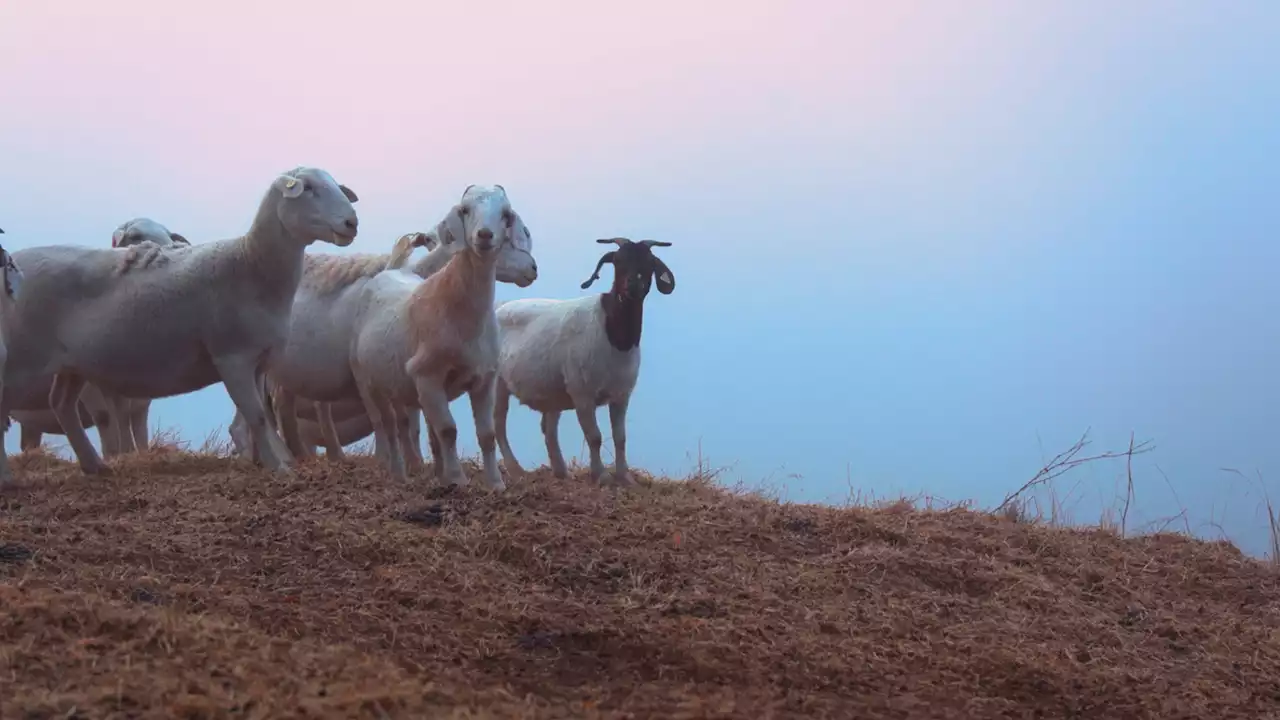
xmin=415 ymin=205 xmax=537 ymax=287
xmin=439 ymin=184 xmax=512 ymax=260
xmin=580 ymin=237 xmax=675 ymax=298
xmin=272 ymin=166 xmax=360 ymax=247
xmin=493 ymin=210 xmax=537 ymax=287
xmin=111 ymin=217 xmax=187 ymax=249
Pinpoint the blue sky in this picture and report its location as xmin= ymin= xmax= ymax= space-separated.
xmin=2 ymin=1 xmax=1278 ymax=555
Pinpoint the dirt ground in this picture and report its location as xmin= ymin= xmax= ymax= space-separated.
xmin=1 ymin=447 xmax=1278 ymax=719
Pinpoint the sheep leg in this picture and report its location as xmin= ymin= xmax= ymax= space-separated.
xmin=355 ymin=381 xmax=405 ymax=480
xmin=259 ymin=372 xmax=276 ymax=428
xmin=214 ymin=355 xmax=293 ymax=473
xmin=467 ymin=375 xmax=506 ymax=491
xmin=607 ymin=398 xmax=634 ymax=486
xmin=573 ymin=403 xmax=607 ymax=483
xmin=396 ymin=405 xmax=425 ymax=476
xmin=425 ymin=418 xmax=444 ymax=480
xmin=130 ymin=399 xmax=151 ymax=452
xmin=541 ymin=411 xmax=569 ymax=479
xmin=229 ymin=411 xmax=248 ymax=457
xmin=19 ymin=423 xmax=42 ymax=452
xmin=415 ymin=377 xmax=466 ymax=487
xmin=0 ymin=404 xmax=10 ymax=485
xmin=494 ymin=376 xmax=527 ymax=479
xmin=314 ymin=401 xmax=346 ymax=461
xmin=49 ymin=372 xmax=111 ymax=476
xmin=275 ymin=387 xmax=309 ymax=462
xmin=105 ymin=392 xmax=139 ymax=454
xmin=79 ymin=386 xmax=121 ymax=457
xmin=406 ymin=407 xmax=426 ymax=471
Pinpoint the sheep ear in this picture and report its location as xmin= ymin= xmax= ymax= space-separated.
xmin=441 ymin=205 xmax=467 ymax=246
xmin=169 ymin=233 xmax=190 ymax=246
xmin=581 ymin=251 xmax=615 ymax=290
xmin=507 ymin=214 xmax=531 ymax=252
xmin=339 ymin=184 xmax=359 ymax=203
xmin=652 ymin=256 xmax=675 ymax=294
xmin=277 ymin=175 xmax=305 ymax=199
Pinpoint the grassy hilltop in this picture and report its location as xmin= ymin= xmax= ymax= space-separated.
xmin=1 ymin=440 xmax=1278 ymax=719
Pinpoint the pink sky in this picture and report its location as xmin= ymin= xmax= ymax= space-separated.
xmin=0 ymin=1 xmax=1035 ymax=267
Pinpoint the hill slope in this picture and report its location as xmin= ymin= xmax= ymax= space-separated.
xmin=1 ymin=449 xmax=1277 ymax=719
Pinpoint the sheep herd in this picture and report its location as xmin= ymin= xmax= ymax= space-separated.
xmin=0 ymin=166 xmax=677 ymax=491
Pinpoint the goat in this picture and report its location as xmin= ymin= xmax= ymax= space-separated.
xmin=347 ymin=185 xmax=514 ymax=488
xmin=248 ymin=200 xmax=536 ymax=471
xmin=494 ymin=237 xmax=676 ymax=486
xmin=0 ymin=229 xmax=24 ymax=483
xmin=0 ymin=167 xmax=360 ymax=479
xmin=12 ymin=217 xmax=191 ymax=455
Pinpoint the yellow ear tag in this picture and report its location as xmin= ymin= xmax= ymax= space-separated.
xmin=285 ymin=178 xmax=297 ymax=189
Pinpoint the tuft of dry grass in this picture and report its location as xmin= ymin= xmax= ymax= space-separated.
xmin=2 ymin=448 xmax=1279 ymax=719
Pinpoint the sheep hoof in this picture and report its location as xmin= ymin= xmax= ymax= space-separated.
xmin=82 ymin=462 xmax=113 ymax=477
xmin=603 ymin=471 xmax=634 ymax=487
xmin=481 ymin=469 xmax=506 ymax=491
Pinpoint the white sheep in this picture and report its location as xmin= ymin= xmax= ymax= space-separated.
xmin=347 ymin=185 xmax=515 ymax=488
xmin=0 ymin=166 xmax=360 ymax=479
xmin=245 ymin=199 xmax=536 ymax=471
xmin=494 ymin=237 xmax=676 ymax=486
xmin=12 ymin=217 xmax=191 ymax=456
xmin=111 ymin=217 xmax=191 ymax=249
xmin=227 ymin=216 xmax=534 ymax=465
xmin=0 ymin=229 xmax=24 ymax=484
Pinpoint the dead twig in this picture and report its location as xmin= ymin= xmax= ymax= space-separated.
xmin=995 ymin=428 xmax=1154 ymax=513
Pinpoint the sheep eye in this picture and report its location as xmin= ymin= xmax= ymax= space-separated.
xmin=458 ymin=205 xmax=471 ymax=218
xmin=502 ymin=211 xmax=514 ymax=227
xmin=302 ymin=182 xmax=313 ymax=192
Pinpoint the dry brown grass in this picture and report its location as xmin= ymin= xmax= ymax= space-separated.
xmin=2 ymin=447 xmax=1279 ymax=719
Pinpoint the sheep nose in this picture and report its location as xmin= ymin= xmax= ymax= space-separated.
xmin=343 ymin=217 xmax=358 ymax=233
xmin=477 ymin=228 xmax=494 ymax=242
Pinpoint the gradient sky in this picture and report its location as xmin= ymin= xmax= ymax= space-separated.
xmin=2 ymin=1 xmax=1278 ymax=556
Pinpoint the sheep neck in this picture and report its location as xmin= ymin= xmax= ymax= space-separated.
xmin=409 ymin=248 xmax=497 ymax=343
xmin=601 ymin=287 xmax=644 ymax=352
xmin=242 ymin=198 xmax=306 ymax=307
